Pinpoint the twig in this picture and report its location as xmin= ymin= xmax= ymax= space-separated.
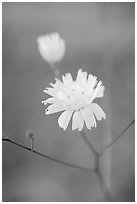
xmin=99 ymin=119 xmax=135 ymax=155
xmin=96 ymin=170 xmax=112 ymax=201
xmin=50 ymin=63 xmax=60 ymax=79
xmin=80 ymin=130 xmax=112 ymax=201
xmin=2 ymin=119 xmax=134 ymax=201
xmin=2 ymin=137 xmax=94 ymax=172
xmin=80 ymin=130 xmax=99 ymax=156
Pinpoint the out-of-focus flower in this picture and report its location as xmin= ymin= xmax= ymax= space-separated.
xmin=42 ymin=69 xmax=106 ymax=131
xmin=37 ymin=33 xmax=65 ymax=64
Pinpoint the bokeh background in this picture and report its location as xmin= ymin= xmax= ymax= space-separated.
xmin=2 ymin=2 xmax=135 ymax=202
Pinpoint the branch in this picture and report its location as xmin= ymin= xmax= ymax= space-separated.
xmin=80 ymin=130 xmax=99 ymax=157
xmin=96 ymin=170 xmax=112 ymax=201
xmin=80 ymin=130 xmax=112 ymax=201
xmin=2 ymin=137 xmax=94 ymax=173
xmin=99 ymin=119 xmax=135 ymax=155
xmin=2 ymin=119 xmax=134 ymax=201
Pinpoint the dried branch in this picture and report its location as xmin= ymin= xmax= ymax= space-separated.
xmin=2 ymin=137 xmax=94 ymax=173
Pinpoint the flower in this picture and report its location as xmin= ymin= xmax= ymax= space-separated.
xmin=42 ymin=69 xmax=106 ymax=131
xmin=37 ymin=33 xmax=65 ymax=64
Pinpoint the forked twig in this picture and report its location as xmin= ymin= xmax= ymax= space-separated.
xmin=80 ymin=130 xmax=112 ymax=201
xmin=2 ymin=137 xmax=94 ymax=173
xmin=2 ymin=119 xmax=134 ymax=201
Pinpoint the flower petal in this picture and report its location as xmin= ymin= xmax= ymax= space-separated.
xmin=96 ymin=86 xmax=105 ymax=98
xmin=62 ymin=73 xmax=73 ymax=87
xmin=46 ymin=103 xmax=66 ymax=115
xmin=89 ymin=81 xmax=105 ymax=102
xmin=44 ymin=79 xmax=65 ymax=98
xmin=76 ymin=69 xmax=87 ymax=87
xmin=42 ymin=97 xmax=59 ymax=104
xmin=81 ymin=107 xmax=96 ymax=130
xmin=58 ymin=110 xmax=73 ymax=130
xmin=90 ymin=103 xmax=106 ymax=120
xmin=87 ymin=75 xmax=97 ymax=89
xmin=44 ymin=88 xmax=56 ymax=97
xmin=72 ymin=111 xmax=84 ymax=131
xmin=85 ymin=75 xmax=98 ymax=97
xmin=37 ymin=45 xmax=49 ymax=62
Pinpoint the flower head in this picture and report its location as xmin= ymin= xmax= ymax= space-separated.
xmin=37 ymin=33 xmax=65 ymax=64
xmin=42 ymin=69 xmax=106 ymax=131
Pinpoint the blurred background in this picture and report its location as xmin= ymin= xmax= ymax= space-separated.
xmin=2 ymin=2 xmax=135 ymax=202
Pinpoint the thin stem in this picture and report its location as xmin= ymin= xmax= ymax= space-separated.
xmin=96 ymin=170 xmax=112 ymax=201
xmin=99 ymin=119 xmax=135 ymax=155
xmin=80 ymin=130 xmax=98 ymax=157
xmin=50 ymin=63 xmax=60 ymax=79
xmin=2 ymin=137 xmax=94 ymax=173
xmin=80 ymin=130 xmax=99 ymax=171
xmin=31 ymin=137 xmax=34 ymax=151
xmin=80 ymin=130 xmax=112 ymax=201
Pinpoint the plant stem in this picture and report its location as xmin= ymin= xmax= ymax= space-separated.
xmin=31 ymin=137 xmax=34 ymax=151
xmin=80 ymin=130 xmax=112 ymax=201
xmin=96 ymin=170 xmax=112 ymax=201
xmin=80 ymin=130 xmax=98 ymax=156
xmin=99 ymin=119 xmax=135 ymax=155
xmin=80 ymin=130 xmax=99 ymax=171
xmin=2 ymin=137 xmax=94 ymax=172
xmin=50 ymin=63 xmax=60 ymax=79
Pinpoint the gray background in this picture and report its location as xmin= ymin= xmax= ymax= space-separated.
xmin=2 ymin=2 xmax=135 ymax=202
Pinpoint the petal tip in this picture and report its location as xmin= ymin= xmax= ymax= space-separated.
xmin=41 ymin=100 xmax=46 ymax=105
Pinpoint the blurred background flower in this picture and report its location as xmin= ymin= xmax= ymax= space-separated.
xmin=37 ymin=32 xmax=65 ymax=65
xmin=2 ymin=2 xmax=134 ymax=202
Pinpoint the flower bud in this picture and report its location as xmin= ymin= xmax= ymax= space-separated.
xmin=25 ymin=130 xmax=34 ymax=151
xmin=37 ymin=33 xmax=65 ymax=64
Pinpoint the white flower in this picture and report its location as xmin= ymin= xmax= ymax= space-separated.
xmin=37 ymin=33 xmax=65 ymax=64
xmin=42 ymin=69 xmax=106 ymax=131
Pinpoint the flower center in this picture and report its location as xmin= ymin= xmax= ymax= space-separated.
xmin=57 ymin=87 xmax=91 ymax=111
